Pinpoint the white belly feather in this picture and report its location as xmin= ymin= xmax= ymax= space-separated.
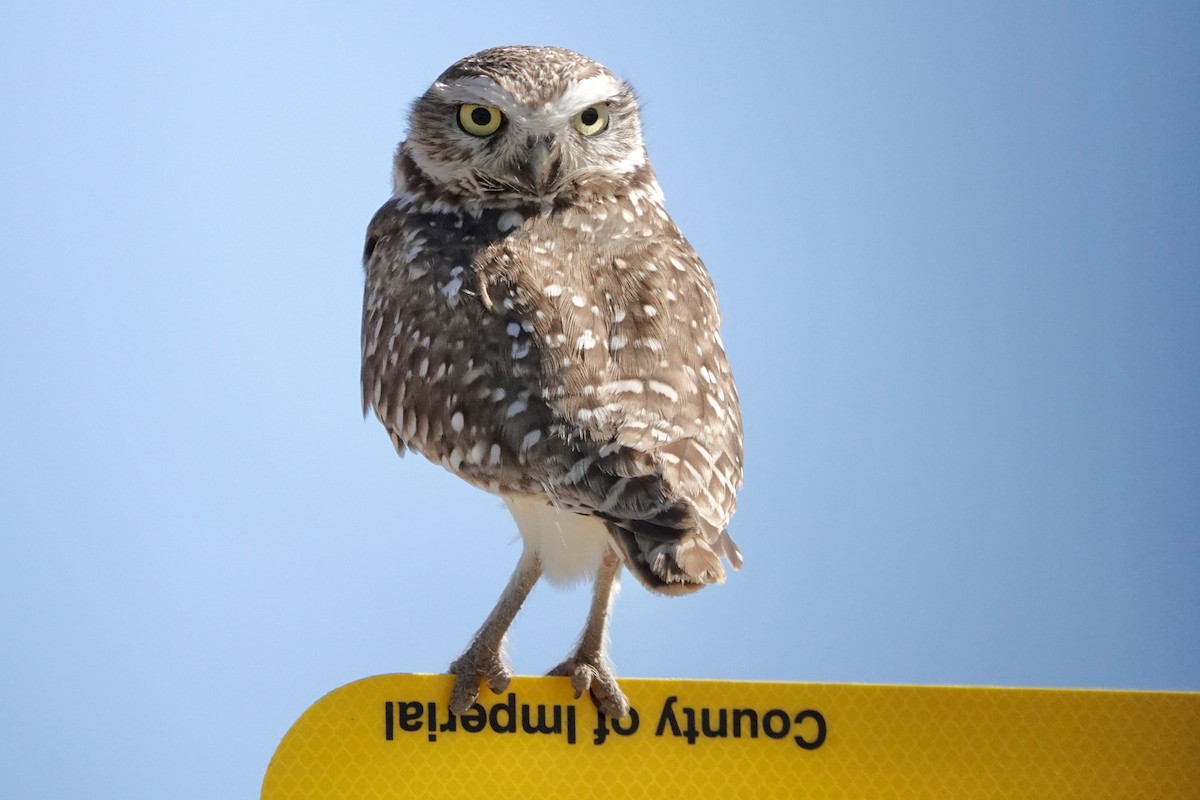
xmin=502 ymin=495 xmax=614 ymax=586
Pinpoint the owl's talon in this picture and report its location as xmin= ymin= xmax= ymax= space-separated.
xmin=449 ymin=650 xmax=512 ymax=715
xmin=548 ymin=656 xmax=630 ymax=719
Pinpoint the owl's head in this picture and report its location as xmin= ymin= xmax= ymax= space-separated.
xmin=398 ymin=46 xmax=651 ymax=205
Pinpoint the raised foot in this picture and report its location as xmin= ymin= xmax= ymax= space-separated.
xmin=448 ymin=649 xmax=512 ymax=715
xmin=548 ymin=656 xmax=630 ymax=719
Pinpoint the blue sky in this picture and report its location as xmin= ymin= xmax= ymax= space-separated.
xmin=2 ymin=2 xmax=1197 ymax=797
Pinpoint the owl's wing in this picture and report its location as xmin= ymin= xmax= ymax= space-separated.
xmin=496 ymin=219 xmax=744 ymax=590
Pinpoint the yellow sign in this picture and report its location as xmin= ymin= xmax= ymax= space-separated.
xmin=263 ymin=673 xmax=1199 ymax=799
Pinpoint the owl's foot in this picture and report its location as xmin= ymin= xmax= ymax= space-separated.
xmin=448 ymin=649 xmax=512 ymax=715
xmin=548 ymin=655 xmax=630 ymax=719
xmin=446 ymin=552 xmax=543 ymax=715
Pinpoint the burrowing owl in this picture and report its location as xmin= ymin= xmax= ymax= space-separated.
xmin=361 ymin=45 xmax=743 ymax=718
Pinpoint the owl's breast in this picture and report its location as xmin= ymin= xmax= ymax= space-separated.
xmin=361 ymin=196 xmax=742 ymax=531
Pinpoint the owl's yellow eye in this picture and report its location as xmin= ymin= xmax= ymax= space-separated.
xmin=572 ymin=104 xmax=609 ymax=136
xmin=457 ymin=104 xmax=504 ymax=136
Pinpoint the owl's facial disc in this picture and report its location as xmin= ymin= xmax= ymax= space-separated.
xmin=405 ymin=71 xmax=645 ymax=203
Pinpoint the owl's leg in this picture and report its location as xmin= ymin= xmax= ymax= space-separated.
xmin=448 ymin=549 xmax=542 ymax=715
xmin=547 ymin=546 xmax=630 ymax=719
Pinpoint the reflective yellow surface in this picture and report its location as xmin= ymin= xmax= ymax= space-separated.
xmin=263 ymin=674 xmax=1199 ymax=799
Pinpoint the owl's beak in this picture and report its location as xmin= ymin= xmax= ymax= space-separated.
xmin=522 ymin=136 xmax=558 ymax=194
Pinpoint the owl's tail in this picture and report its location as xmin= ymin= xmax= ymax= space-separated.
xmin=607 ymin=516 xmax=742 ymax=597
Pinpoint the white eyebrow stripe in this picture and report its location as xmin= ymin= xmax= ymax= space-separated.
xmin=548 ymin=75 xmax=624 ymax=116
xmin=429 ymin=77 xmax=516 ymax=109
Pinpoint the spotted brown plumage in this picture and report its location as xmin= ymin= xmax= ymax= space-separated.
xmin=361 ymin=45 xmax=743 ymax=718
